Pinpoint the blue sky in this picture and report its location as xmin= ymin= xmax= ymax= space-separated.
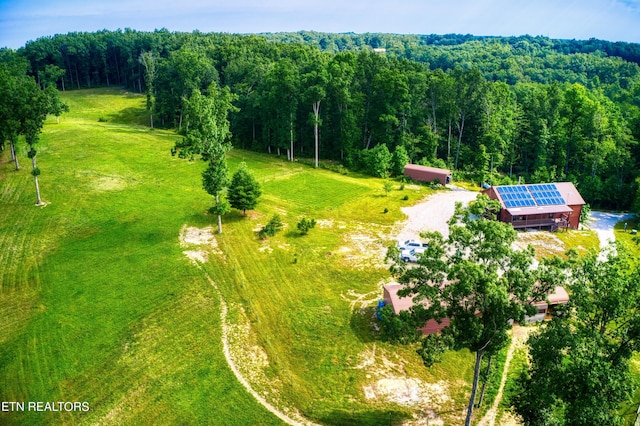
xmin=1 ymin=0 xmax=639 ymax=49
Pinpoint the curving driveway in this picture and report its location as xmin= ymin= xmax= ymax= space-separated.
xmin=588 ymin=211 xmax=635 ymax=251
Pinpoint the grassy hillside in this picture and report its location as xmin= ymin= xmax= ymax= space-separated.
xmin=0 ymin=88 xmax=476 ymax=425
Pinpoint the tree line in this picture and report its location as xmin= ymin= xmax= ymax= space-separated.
xmin=0 ymin=49 xmax=67 ymax=205
xmin=8 ymin=29 xmax=640 ymax=210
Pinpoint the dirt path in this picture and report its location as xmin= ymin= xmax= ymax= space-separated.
xmin=203 ymin=269 xmax=317 ymax=426
xmin=477 ymin=325 xmax=532 ymax=426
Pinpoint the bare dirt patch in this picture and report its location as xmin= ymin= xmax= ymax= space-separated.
xmin=179 ymin=225 xmax=223 ymax=263
xmin=93 ymin=175 xmax=128 ymax=191
xmin=354 ymin=344 xmax=454 ymax=425
xmin=366 ymin=378 xmax=450 ymax=408
xmin=339 ymin=225 xmax=390 ymax=269
xmin=512 ymin=230 xmax=566 ymax=258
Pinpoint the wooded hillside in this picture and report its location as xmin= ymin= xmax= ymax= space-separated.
xmin=8 ymin=29 xmax=640 ymax=210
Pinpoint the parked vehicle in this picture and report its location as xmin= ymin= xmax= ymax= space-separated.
xmin=401 ymin=249 xmax=419 ymax=263
xmin=397 ymin=239 xmax=428 ymax=253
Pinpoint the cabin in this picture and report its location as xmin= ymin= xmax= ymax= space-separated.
xmin=382 ymin=283 xmax=569 ymax=335
xmin=482 ymin=182 xmax=585 ymax=231
xmin=403 ymin=164 xmax=452 ymax=186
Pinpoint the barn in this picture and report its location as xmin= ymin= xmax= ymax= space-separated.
xmin=482 ymin=182 xmax=585 ymax=231
xmin=403 ymin=164 xmax=452 ymax=186
xmin=382 ymin=283 xmax=569 ymax=335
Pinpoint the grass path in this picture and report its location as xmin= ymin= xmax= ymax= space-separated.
xmin=477 ymin=326 xmax=532 ymax=426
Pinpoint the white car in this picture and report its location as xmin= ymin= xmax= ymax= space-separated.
xmin=400 ymin=249 xmax=419 ymax=263
xmin=397 ymin=239 xmax=428 ymax=253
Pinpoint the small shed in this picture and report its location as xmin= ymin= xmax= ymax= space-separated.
xmin=404 ymin=164 xmax=452 ymax=186
xmin=526 ymin=286 xmax=570 ymax=322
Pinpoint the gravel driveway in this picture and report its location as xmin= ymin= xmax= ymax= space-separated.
xmin=588 ymin=211 xmax=635 ymax=259
xmin=396 ymin=186 xmax=478 ymax=242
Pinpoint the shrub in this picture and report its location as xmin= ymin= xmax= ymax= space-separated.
xmin=297 ymin=217 xmax=316 ymax=235
xmin=383 ymin=181 xmax=393 ymax=196
xmin=258 ymin=214 xmax=284 ymax=239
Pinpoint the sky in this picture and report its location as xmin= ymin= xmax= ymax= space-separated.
xmin=1 ymin=0 xmax=640 ymax=49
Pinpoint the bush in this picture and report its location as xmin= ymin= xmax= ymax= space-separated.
xmin=258 ymin=214 xmax=284 ymax=239
xmin=383 ymin=181 xmax=393 ymax=195
xmin=402 ymin=195 xmax=409 ymax=201
xmin=378 ymin=305 xmax=422 ymax=344
xmin=297 ymin=217 xmax=316 ymax=235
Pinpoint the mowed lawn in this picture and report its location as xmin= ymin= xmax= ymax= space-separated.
xmin=1 ymin=88 xmax=475 ymax=425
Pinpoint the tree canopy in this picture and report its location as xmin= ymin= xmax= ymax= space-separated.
xmin=387 ymin=195 xmax=560 ymax=425
xmin=514 ymin=245 xmax=640 ymax=426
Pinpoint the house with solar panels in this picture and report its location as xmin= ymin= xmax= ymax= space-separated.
xmin=482 ymin=182 xmax=586 ymax=231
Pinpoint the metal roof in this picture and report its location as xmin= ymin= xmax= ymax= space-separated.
xmin=491 ymin=182 xmax=585 ymax=215
xmin=506 ymin=205 xmax=573 ymax=216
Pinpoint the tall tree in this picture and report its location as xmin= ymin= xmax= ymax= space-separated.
xmin=388 ymin=195 xmax=556 ymax=425
xmin=302 ymin=52 xmax=329 ymax=168
xmin=139 ymin=51 xmax=157 ymax=128
xmin=451 ymin=68 xmax=487 ymax=170
xmin=202 ymin=156 xmax=230 ymax=234
xmin=262 ymin=58 xmax=299 ymax=159
xmin=514 ymin=245 xmax=640 ymax=426
xmin=227 ymin=162 xmax=262 ymax=216
xmin=172 ymin=82 xmax=237 ymax=232
xmin=24 ymin=85 xmax=52 ymax=206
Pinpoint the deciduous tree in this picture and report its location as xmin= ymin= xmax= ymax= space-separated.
xmin=172 ymin=82 xmax=237 ymax=232
xmin=514 ymin=245 xmax=640 ymax=426
xmin=388 ymin=195 xmax=556 ymax=425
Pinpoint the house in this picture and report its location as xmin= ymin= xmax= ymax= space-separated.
xmin=482 ymin=182 xmax=586 ymax=230
xmin=382 ymin=283 xmax=569 ymax=335
xmin=403 ymin=164 xmax=452 ymax=186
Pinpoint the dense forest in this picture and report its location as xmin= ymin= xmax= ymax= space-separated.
xmin=6 ymin=29 xmax=640 ymax=210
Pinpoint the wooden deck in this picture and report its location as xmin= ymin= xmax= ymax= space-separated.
xmin=511 ymin=217 xmax=568 ymax=231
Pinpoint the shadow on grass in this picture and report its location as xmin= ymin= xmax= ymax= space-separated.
xmin=284 ymin=230 xmax=305 ymax=239
xmin=350 ymin=306 xmax=380 ymax=344
xmin=108 ymin=107 xmax=149 ymax=126
xmin=317 ymin=407 xmax=410 ymax=426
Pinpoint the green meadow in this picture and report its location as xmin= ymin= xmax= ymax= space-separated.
xmin=0 ymin=88 xmax=476 ymax=425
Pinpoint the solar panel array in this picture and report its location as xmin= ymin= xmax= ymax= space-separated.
xmin=496 ymin=184 xmax=566 ymax=208
xmin=527 ymin=184 xmax=566 ymax=206
xmin=496 ymin=186 xmax=536 ymax=208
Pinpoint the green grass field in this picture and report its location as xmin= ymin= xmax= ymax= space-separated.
xmin=1 ymin=88 xmax=477 ymax=425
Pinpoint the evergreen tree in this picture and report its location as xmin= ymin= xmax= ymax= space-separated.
xmin=227 ymin=162 xmax=262 ymax=215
